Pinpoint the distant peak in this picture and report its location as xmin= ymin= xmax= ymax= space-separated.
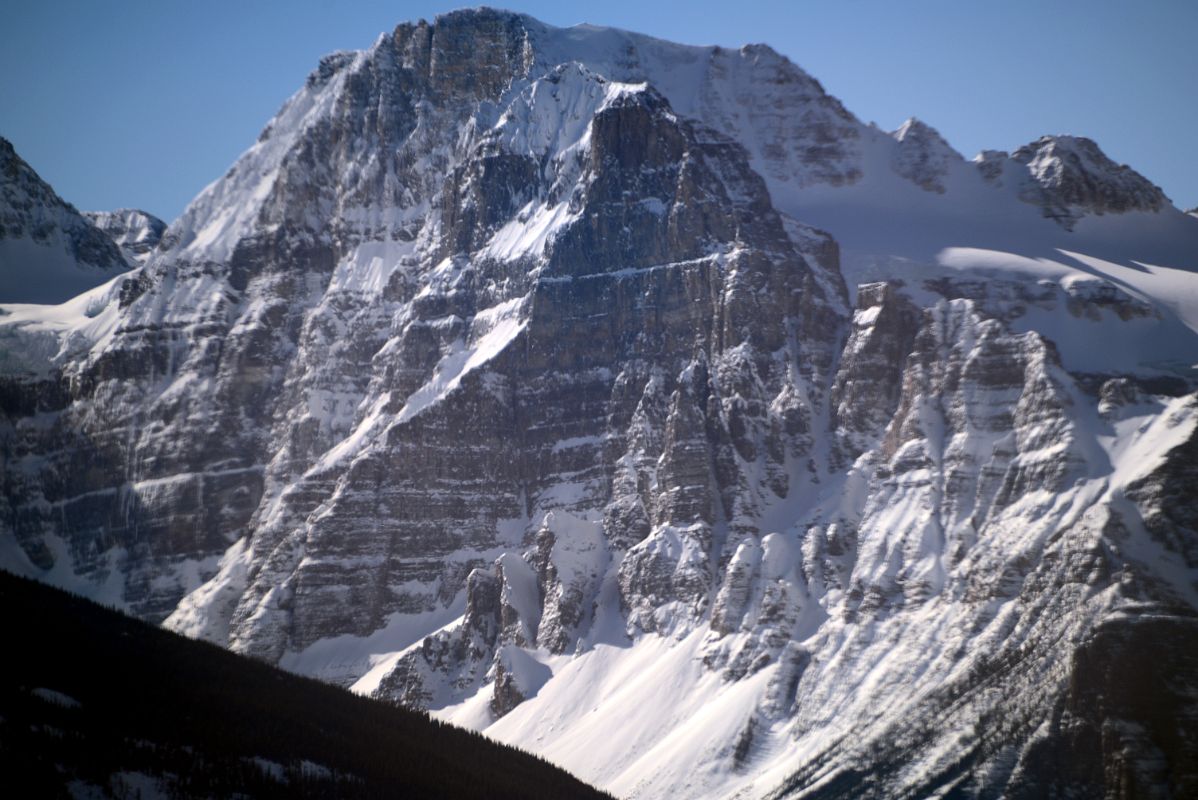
xmin=1012 ymin=134 xmax=1164 ymax=193
xmin=890 ymin=118 xmax=961 ymax=159
xmin=0 ymin=137 xmax=132 ymax=300
xmin=82 ymin=208 xmax=166 ymax=227
xmin=1015 ymin=133 xmax=1102 ymax=159
xmin=1012 ymin=134 xmax=1169 ymax=226
xmin=892 ymin=117 xmax=939 ymax=142
xmin=82 ymin=209 xmax=166 ymax=264
xmin=889 ymin=118 xmax=962 ymax=193
xmin=739 ymin=42 xmax=783 ymax=58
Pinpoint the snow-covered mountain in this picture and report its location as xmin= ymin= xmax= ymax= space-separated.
xmin=0 ymin=137 xmax=133 ymax=303
xmin=2 ymin=9 xmax=1197 ymax=799
xmin=82 ymin=208 xmax=166 ymax=265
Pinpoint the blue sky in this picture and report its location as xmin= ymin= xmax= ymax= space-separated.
xmin=2 ymin=0 xmax=1195 ymax=221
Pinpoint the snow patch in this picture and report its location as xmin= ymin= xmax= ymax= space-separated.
xmin=395 ymin=296 xmax=527 ymax=422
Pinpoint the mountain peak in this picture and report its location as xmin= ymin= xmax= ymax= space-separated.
xmin=82 ymin=208 xmax=166 ymax=265
xmin=1012 ymin=134 xmax=1168 ymax=227
xmin=892 ymin=116 xmax=938 ymax=142
xmin=0 ymin=138 xmax=131 ymax=302
xmin=889 ymin=117 xmax=962 ymax=193
xmin=738 ymin=41 xmax=785 ymax=60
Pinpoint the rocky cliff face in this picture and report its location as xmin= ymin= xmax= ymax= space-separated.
xmin=0 ymin=137 xmax=132 ymax=302
xmin=2 ymin=9 xmax=1197 ymax=800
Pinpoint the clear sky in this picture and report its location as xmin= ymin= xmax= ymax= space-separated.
xmin=2 ymin=0 xmax=1195 ymax=222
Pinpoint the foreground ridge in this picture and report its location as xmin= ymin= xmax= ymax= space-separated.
xmin=0 ymin=569 xmax=613 ymax=799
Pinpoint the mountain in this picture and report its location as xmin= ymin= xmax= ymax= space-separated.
xmin=0 ymin=568 xmax=612 ymax=799
xmin=1 ymin=8 xmax=1196 ymax=799
xmin=83 ymin=208 xmax=167 ymax=265
xmin=0 ymin=137 xmax=133 ymax=303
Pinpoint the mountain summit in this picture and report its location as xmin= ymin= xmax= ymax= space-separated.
xmin=1010 ymin=134 xmax=1169 ymax=228
xmin=2 ymin=9 xmax=1196 ymax=799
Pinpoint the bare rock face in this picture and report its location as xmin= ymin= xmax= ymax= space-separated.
xmin=830 ymin=281 xmax=922 ymax=465
xmin=1 ymin=10 xmax=1196 ymax=800
xmin=1004 ymin=615 xmax=1198 ymax=800
xmin=1124 ymin=399 xmax=1198 ymax=570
